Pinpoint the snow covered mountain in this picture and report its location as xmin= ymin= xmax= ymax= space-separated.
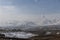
xmin=0 ymin=16 xmax=60 ymax=32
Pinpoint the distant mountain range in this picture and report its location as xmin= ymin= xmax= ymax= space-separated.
xmin=0 ymin=17 xmax=60 ymax=32
xmin=0 ymin=21 xmax=60 ymax=32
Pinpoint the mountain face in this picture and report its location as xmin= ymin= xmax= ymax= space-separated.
xmin=0 ymin=21 xmax=60 ymax=30
xmin=10 ymin=22 xmax=41 ymax=31
xmin=42 ymin=25 xmax=60 ymax=30
xmin=0 ymin=22 xmax=40 ymax=31
xmin=0 ymin=21 xmax=60 ymax=35
xmin=2 ymin=21 xmax=60 ymax=32
xmin=0 ymin=17 xmax=60 ymax=33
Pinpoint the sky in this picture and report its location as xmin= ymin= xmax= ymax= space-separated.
xmin=0 ymin=0 xmax=60 ymax=26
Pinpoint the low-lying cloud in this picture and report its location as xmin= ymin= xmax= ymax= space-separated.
xmin=0 ymin=0 xmax=60 ymax=26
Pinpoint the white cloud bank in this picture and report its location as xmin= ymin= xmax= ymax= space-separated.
xmin=0 ymin=0 xmax=60 ymax=26
xmin=0 ymin=5 xmax=41 ymax=26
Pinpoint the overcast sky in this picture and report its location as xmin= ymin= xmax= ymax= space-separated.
xmin=0 ymin=0 xmax=60 ymax=26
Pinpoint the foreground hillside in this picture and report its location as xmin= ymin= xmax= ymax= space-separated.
xmin=0 ymin=35 xmax=60 ymax=40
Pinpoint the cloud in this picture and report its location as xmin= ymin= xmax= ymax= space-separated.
xmin=0 ymin=5 xmax=41 ymax=26
xmin=0 ymin=5 xmax=17 ymax=24
xmin=0 ymin=6 xmax=16 ymax=14
xmin=0 ymin=5 xmax=60 ymax=26
xmin=0 ymin=0 xmax=60 ymax=26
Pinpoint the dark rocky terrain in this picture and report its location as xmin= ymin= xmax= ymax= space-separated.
xmin=0 ymin=24 xmax=60 ymax=40
xmin=0 ymin=34 xmax=60 ymax=40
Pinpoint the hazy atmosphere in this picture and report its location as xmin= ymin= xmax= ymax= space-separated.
xmin=0 ymin=0 xmax=60 ymax=40
xmin=0 ymin=0 xmax=60 ymax=26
